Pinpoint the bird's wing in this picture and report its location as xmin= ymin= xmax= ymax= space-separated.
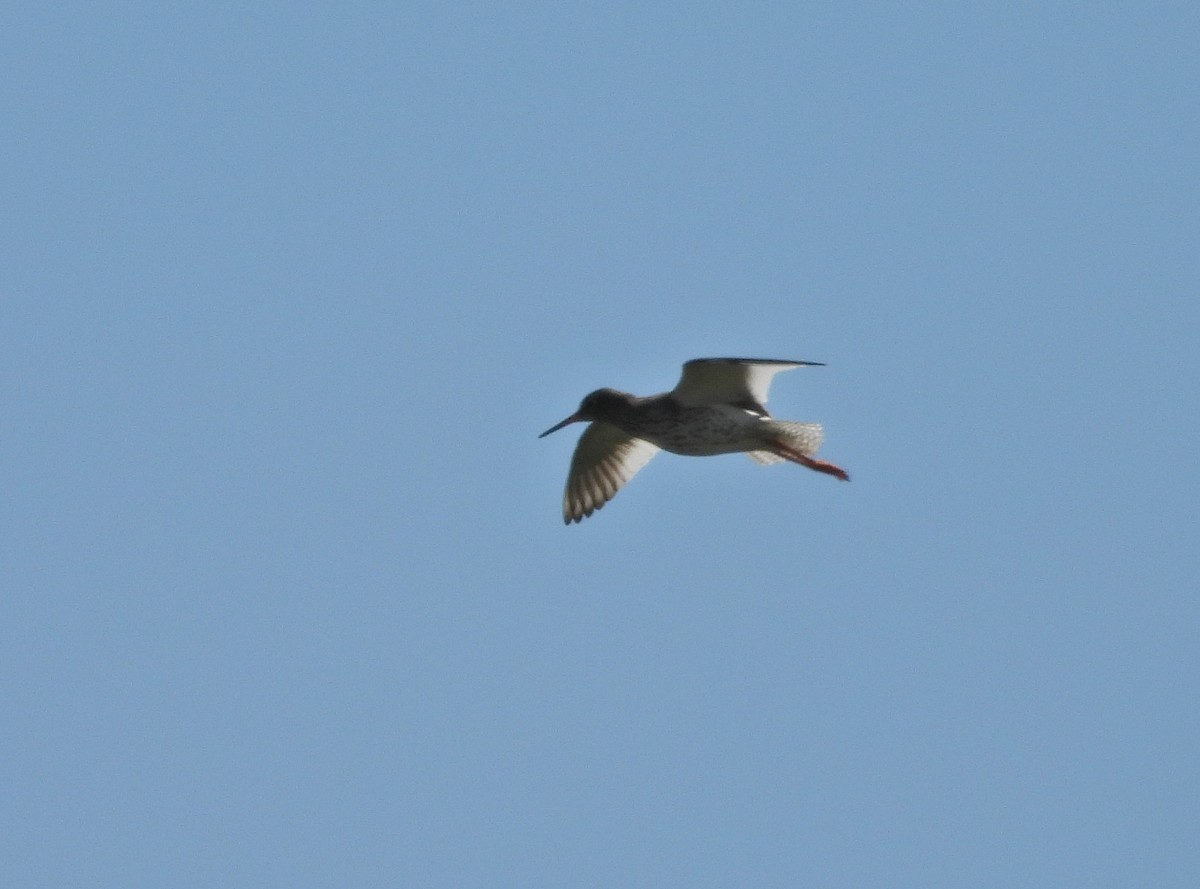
xmin=563 ymin=422 xmax=659 ymax=524
xmin=670 ymin=358 xmax=822 ymax=411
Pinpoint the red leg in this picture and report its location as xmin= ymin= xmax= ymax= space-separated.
xmin=772 ymin=441 xmax=850 ymax=481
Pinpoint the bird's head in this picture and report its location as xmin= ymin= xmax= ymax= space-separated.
xmin=538 ymin=388 xmax=630 ymax=438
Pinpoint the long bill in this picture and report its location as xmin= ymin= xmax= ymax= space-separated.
xmin=538 ymin=413 xmax=582 ymax=438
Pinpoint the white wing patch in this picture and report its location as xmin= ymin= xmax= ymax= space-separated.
xmin=563 ymin=422 xmax=660 ymax=523
xmin=671 ymin=358 xmax=809 ymax=409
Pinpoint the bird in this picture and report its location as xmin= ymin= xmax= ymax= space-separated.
xmin=539 ymin=357 xmax=849 ymax=523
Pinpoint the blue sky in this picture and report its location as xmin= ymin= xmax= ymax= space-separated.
xmin=3 ymin=3 xmax=1198 ymax=886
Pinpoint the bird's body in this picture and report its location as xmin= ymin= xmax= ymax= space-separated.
xmin=540 ymin=358 xmax=849 ymax=524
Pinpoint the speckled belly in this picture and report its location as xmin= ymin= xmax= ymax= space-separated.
xmin=634 ymin=407 xmax=770 ymax=456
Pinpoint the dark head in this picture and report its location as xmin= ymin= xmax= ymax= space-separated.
xmin=538 ymin=388 xmax=631 ymax=438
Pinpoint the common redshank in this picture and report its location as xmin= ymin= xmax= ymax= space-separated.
xmin=539 ymin=357 xmax=849 ymax=523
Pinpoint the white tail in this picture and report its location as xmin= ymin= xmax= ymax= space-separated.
xmin=746 ymin=421 xmax=823 ymax=465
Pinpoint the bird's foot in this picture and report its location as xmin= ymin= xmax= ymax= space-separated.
xmin=772 ymin=442 xmax=851 ymax=481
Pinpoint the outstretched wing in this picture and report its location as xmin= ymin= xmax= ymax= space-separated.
xmin=562 ymin=422 xmax=660 ymax=524
xmin=670 ymin=358 xmax=822 ymax=412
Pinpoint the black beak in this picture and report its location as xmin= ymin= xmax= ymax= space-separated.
xmin=538 ymin=413 xmax=583 ymax=438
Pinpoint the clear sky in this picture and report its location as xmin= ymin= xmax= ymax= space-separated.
xmin=4 ymin=3 xmax=1198 ymax=887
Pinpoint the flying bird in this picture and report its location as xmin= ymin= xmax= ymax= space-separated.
xmin=539 ymin=357 xmax=849 ymax=523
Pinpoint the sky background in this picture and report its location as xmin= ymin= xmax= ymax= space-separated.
xmin=3 ymin=3 xmax=1198 ymax=887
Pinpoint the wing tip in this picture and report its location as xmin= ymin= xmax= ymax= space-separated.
xmin=563 ymin=499 xmax=605 ymax=524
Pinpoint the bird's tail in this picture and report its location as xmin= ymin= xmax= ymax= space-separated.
xmin=746 ymin=421 xmax=823 ymax=466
